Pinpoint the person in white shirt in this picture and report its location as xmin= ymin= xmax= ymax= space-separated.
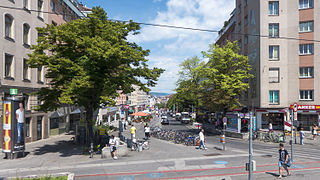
xmin=198 ymin=129 xmax=206 ymax=150
xmin=269 ymin=123 xmax=273 ymax=132
xmin=144 ymin=125 xmax=150 ymax=140
xmin=109 ymin=135 xmax=117 ymax=159
xmin=16 ymin=103 xmax=25 ymax=144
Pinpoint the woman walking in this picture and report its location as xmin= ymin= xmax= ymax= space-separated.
xmin=312 ymin=124 xmax=318 ymax=140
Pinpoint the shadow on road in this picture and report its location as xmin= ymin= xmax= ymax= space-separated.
xmin=265 ymin=172 xmax=279 ymax=177
xmin=32 ymin=140 xmax=83 ymax=157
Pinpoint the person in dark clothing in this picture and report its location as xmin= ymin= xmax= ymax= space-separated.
xmin=278 ymin=143 xmax=291 ymax=178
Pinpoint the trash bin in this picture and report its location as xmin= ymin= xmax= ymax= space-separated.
xmin=138 ymin=142 xmax=143 ymax=152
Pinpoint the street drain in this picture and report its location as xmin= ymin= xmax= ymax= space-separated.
xmin=203 ymin=153 xmax=222 ymax=156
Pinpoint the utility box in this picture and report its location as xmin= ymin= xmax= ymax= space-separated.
xmin=246 ymin=160 xmax=256 ymax=171
xmin=3 ymin=96 xmax=25 ymax=159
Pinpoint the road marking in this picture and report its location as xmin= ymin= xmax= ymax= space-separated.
xmin=75 ymin=161 xmax=320 ymax=178
xmin=0 ymin=153 xmax=253 ymax=174
xmin=156 ymin=166 xmax=320 ymax=180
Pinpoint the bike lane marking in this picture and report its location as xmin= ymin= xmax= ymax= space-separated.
xmin=75 ymin=161 xmax=320 ymax=178
xmin=156 ymin=166 xmax=320 ymax=180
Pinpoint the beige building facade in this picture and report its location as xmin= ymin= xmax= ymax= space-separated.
xmin=216 ymin=0 xmax=319 ymax=131
xmin=0 ymin=0 xmax=84 ymax=148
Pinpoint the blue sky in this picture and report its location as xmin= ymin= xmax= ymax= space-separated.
xmin=80 ymin=0 xmax=235 ymax=93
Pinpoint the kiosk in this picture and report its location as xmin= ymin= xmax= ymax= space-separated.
xmin=3 ymin=96 xmax=25 ymax=159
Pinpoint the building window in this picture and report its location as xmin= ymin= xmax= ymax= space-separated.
xmin=23 ymin=23 xmax=30 ymax=45
xmin=244 ymin=36 xmax=248 ymax=44
xmin=5 ymin=14 xmax=13 ymax=39
xmin=37 ymin=66 xmax=43 ymax=82
xmin=269 ymin=45 xmax=279 ymax=60
xmin=38 ymin=0 xmax=43 ymax=18
xmin=299 ymin=44 xmax=313 ymax=55
xmin=238 ymin=39 xmax=242 ymax=49
xmin=25 ymin=118 xmax=31 ymax=137
xmin=244 ymin=16 xmax=248 ymax=25
xmin=269 ymin=68 xmax=279 ymax=83
xmin=299 ymin=0 xmax=313 ymax=9
xmin=269 ymin=1 xmax=279 ymax=15
xmin=245 ymin=0 xmax=248 ymax=6
xmin=23 ymin=0 xmax=29 ymax=9
xmin=23 ymin=58 xmax=30 ymax=80
xmin=51 ymin=0 xmax=56 ymax=12
xmin=299 ymin=21 xmax=313 ymax=32
xmin=300 ymin=90 xmax=313 ymax=100
xmin=5 ymin=54 xmax=14 ymax=78
xmin=269 ymin=24 xmax=279 ymax=38
xmin=269 ymin=90 xmax=279 ymax=104
xmin=299 ymin=67 xmax=314 ymax=78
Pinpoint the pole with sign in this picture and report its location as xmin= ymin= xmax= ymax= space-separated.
xmin=291 ymin=103 xmax=297 ymax=161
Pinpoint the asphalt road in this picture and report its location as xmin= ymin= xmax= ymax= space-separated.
xmin=1 ymin=115 xmax=320 ymax=180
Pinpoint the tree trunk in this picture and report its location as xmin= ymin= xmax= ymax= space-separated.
xmin=85 ymin=106 xmax=94 ymax=145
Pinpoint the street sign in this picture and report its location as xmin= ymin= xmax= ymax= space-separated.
xmin=293 ymin=103 xmax=298 ymax=112
xmin=223 ymin=117 xmax=227 ymax=125
xmin=9 ymin=88 xmax=17 ymax=95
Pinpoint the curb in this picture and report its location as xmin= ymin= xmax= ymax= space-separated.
xmin=5 ymin=172 xmax=75 ymax=180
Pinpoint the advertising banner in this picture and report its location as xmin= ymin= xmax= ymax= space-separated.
xmin=3 ymin=101 xmax=12 ymax=153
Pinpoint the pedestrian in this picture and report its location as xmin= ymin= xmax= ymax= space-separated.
xmin=198 ymin=129 xmax=206 ymax=150
xmin=269 ymin=122 xmax=273 ymax=132
xmin=109 ymin=135 xmax=117 ymax=159
xmin=130 ymin=125 xmax=136 ymax=141
xmin=312 ymin=124 xmax=318 ymax=140
xmin=299 ymin=128 xmax=305 ymax=145
xmin=144 ymin=124 xmax=150 ymax=140
xmin=278 ymin=143 xmax=291 ymax=178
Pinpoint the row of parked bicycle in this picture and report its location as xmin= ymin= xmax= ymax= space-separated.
xmin=150 ymin=127 xmax=199 ymax=146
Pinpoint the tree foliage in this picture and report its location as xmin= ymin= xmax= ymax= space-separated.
xmin=200 ymin=41 xmax=254 ymax=111
xmin=28 ymin=7 xmax=164 ymax=140
xmin=170 ymin=41 xmax=253 ymax=113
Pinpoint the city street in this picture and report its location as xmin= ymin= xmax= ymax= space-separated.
xmin=1 ymin=116 xmax=320 ymax=180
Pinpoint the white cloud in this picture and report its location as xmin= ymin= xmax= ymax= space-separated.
xmin=129 ymin=0 xmax=235 ymax=92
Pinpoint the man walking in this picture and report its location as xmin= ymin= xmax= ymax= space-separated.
xmin=278 ymin=143 xmax=291 ymax=178
xmin=130 ymin=125 xmax=136 ymax=141
xmin=198 ymin=129 xmax=206 ymax=150
xmin=144 ymin=124 xmax=150 ymax=140
xmin=299 ymin=128 xmax=305 ymax=145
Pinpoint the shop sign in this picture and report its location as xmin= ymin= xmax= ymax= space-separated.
xmin=290 ymin=104 xmax=320 ymax=110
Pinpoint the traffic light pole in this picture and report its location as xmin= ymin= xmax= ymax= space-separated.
xmin=248 ymin=112 xmax=253 ymax=180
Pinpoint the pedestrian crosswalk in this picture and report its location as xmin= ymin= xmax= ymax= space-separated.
xmin=252 ymin=144 xmax=320 ymax=160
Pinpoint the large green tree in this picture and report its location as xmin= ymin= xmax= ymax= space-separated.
xmin=28 ymin=7 xmax=164 ymax=142
xmin=167 ymin=57 xmax=204 ymax=112
xmin=200 ymin=41 xmax=254 ymax=112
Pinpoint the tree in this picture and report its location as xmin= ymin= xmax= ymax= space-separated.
xmin=170 ymin=57 xmax=204 ymax=113
xmin=28 ymin=7 xmax=164 ymax=143
xmin=200 ymin=41 xmax=254 ymax=112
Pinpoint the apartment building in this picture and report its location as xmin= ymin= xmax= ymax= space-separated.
xmin=127 ymin=85 xmax=149 ymax=111
xmin=0 ymin=0 xmax=84 ymax=148
xmin=216 ymin=0 xmax=319 ymax=131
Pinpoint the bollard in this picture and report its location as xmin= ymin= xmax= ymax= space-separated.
xmin=220 ymin=134 xmax=226 ymax=151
